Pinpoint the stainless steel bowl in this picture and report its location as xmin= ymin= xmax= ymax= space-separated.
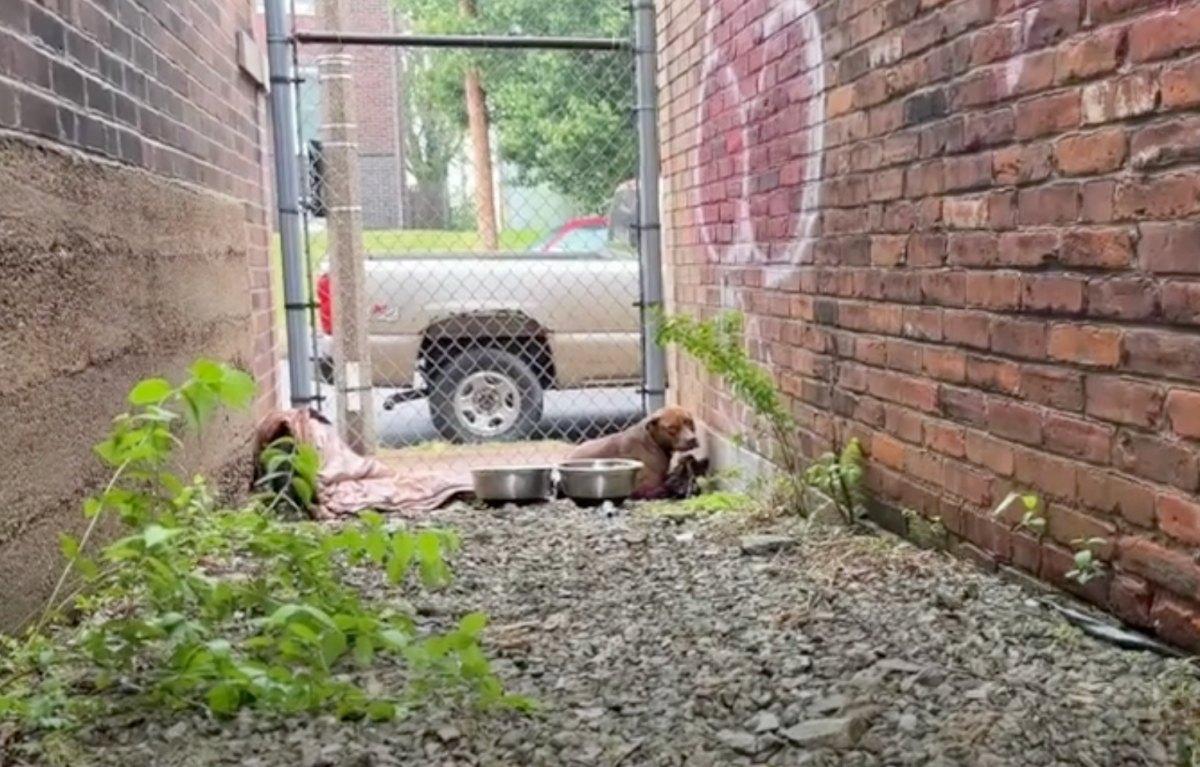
xmin=557 ymin=459 xmax=644 ymax=505
xmin=471 ymin=466 xmax=554 ymax=504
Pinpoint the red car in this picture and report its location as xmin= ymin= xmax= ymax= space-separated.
xmin=529 ymin=216 xmax=609 ymax=253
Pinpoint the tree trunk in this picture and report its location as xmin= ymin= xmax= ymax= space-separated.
xmin=460 ymin=0 xmax=498 ymax=250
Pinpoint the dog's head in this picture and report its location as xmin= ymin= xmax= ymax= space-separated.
xmin=646 ymin=406 xmax=699 ymax=454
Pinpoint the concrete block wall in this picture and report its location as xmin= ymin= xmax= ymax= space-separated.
xmin=0 ymin=0 xmax=276 ymax=628
xmin=657 ymin=0 xmax=1200 ymax=649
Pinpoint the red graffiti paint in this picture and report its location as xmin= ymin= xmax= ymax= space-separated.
xmin=696 ymin=0 xmax=826 ymax=269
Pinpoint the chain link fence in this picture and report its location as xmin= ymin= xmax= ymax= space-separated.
xmin=283 ymin=2 xmax=646 ymax=472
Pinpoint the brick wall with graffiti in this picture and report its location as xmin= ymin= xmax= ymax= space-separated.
xmin=657 ymin=0 xmax=1200 ymax=648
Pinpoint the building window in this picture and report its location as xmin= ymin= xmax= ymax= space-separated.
xmin=296 ymin=65 xmax=321 ymax=145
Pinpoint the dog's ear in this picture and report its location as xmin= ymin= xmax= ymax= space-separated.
xmin=645 ymin=411 xmax=661 ymax=434
xmin=645 ymin=411 xmax=668 ymax=445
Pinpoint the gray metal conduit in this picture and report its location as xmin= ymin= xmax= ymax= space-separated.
xmin=265 ymin=0 xmax=316 ymax=407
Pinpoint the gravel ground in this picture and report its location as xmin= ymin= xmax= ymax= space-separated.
xmin=35 ymin=501 xmax=1200 ymax=766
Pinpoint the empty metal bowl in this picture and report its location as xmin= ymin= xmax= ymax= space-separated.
xmin=471 ymin=466 xmax=554 ymax=504
xmin=557 ymin=459 xmax=644 ymax=505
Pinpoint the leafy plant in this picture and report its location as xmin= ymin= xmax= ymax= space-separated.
xmin=992 ymin=491 xmax=1045 ymax=536
xmin=1066 ymin=537 xmax=1108 ymax=585
xmin=682 ymin=490 xmax=753 ymax=515
xmin=803 ymin=439 xmax=865 ymax=524
xmin=657 ymin=311 xmax=794 ymax=433
xmin=656 ymin=310 xmax=865 ymax=521
xmin=255 ymin=436 xmax=320 ymax=517
xmin=1 ymin=361 xmax=519 ymax=741
xmin=656 ymin=311 xmax=806 ymax=509
xmin=902 ymin=507 xmax=949 ymax=550
xmin=694 ymin=467 xmax=743 ymax=497
xmin=645 ymin=490 xmax=754 ymax=520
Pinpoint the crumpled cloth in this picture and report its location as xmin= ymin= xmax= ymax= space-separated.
xmin=253 ymin=409 xmax=472 ymax=519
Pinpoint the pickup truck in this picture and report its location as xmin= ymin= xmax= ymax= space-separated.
xmin=316 ymin=212 xmax=641 ymax=444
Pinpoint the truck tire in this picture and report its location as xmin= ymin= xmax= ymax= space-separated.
xmin=428 ymin=348 xmax=544 ymax=443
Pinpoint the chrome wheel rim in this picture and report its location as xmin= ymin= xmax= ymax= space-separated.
xmin=453 ymin=371 xmax=521 ymax=437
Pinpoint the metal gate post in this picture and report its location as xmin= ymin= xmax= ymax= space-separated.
xmin=633 ymin=0 xmax=666 ymax=413
xmin=265 ymin=0 xmax=316 ymax=407
xmin=319 ymin=47 xmax=377 ymax=455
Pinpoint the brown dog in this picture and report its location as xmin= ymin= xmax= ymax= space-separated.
xmin=567 ymin=406 xmax=700 ymax=499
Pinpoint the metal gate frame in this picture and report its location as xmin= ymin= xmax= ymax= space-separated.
xmin=264 ymin=0 xmax=666 ymax=442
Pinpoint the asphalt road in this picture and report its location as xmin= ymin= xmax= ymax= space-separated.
xmin=277 ymin=362 xmax=643 ymax=448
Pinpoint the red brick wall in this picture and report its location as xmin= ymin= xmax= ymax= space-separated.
xmin=658 ymin=0 xmax=1200 ymax=648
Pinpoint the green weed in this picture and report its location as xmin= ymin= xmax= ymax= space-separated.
xmin=656 ymin=310 xmax=864 ymax=521
xmin=0 ymin=360 xmax=523 ymax=740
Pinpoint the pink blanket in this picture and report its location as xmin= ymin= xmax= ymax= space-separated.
xmin=254 ymin=410 xmax=471 ymax=519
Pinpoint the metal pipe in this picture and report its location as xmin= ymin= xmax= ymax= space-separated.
xmin=633 ymin=0 xmax=666 ymax=413
xmin=265 ymin=0 xmax=315 ymax=407
xmin=293 ymin=30 xmax=630 ymax=50
xmin=290 ymin=8 xmax=324 ymax=412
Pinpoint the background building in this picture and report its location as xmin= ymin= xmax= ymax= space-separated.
xmin=255 ymin=0 xmax=407 ymax=229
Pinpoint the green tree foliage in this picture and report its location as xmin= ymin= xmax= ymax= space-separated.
xmin=403 ymin=52 xmax=465 ymax=226
xmin=395 ymin=0 xmax=635 ymax=212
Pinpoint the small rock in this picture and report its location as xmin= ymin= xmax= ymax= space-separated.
xmin=575 ymin=742 xmax=604 ymax=762
xmin=612 ymin=740 xmax=644 ymax=764
xmin=781 ymin=715 xmax=871 ymax=749
xmin=739 ymin=534 xmax=795 ymax=556
xmin=498 ymin=729 xmax=524 ymax=749
xmin=302 ymin=744 xmax=333 ymax=767
xmin=715 ymin=729 xmax=760 ymax=755
xmin=783 ymin=655 xmax=813 ymax=674
xmin=965 ymin=684 xmax=993 ymax=701
xmin=808 ymin=694 xmax=849 ymax=715
xmin=747 ymin=711 xmax=780 ymax=733
xmin=435 ymin=725 xmax=461 ymax=743
xmin=875 ymin=658 xmax=922 ymax=675
xmin=623 ymin=529 xmax=648 ymax=544
xmin=934 ymin=591 xmax=963 ymax=610
xmin=913 ymin=666 xmax=947 ymax=687
xmin=898 ymin=713 xmax=918 ymax=733
xmin=1145 ymin=741 xmax=1170 ymax=763
xmin=550 ymin=730 xmax=578 ymax=749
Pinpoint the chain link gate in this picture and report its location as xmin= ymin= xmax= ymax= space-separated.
xmin=267 ymin=0 xmax=663 ymax=475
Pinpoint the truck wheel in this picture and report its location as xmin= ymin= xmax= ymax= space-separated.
xmin=429 ymin=348 xmax=544 ymax=443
